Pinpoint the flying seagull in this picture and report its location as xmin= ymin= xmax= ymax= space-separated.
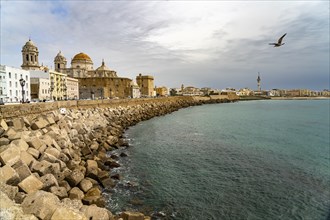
xmin=269 ymin=33 xmax=287 ymax=47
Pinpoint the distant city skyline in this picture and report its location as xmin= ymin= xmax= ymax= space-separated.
xmin=1 ymin=1 xmax=329 ymax=90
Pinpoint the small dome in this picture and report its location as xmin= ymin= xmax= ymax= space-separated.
xmin=96 ymin=59 xmax=110 ymax=71
xmin=25 ymin=39 xmax=36 ymax=47
xmin=54 ymin=51 xmax=67 ymax=61
xmin=72 ymin=52 xmax=92 ymax=62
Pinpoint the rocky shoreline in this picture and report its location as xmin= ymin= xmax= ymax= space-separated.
xmin=0 ymin=97 xmax=233 ymax=220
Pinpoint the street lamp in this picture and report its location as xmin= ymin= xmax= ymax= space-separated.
xmin=19 ymin=78 xmax=25 ymax=103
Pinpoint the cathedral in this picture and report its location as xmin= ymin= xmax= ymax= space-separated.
xmin=53 ymin=51 xmax=133 ymax=99
xmin=20 ymin=38 xmax=154 ymax=99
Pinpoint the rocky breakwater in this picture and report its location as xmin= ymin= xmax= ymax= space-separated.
xmin=0 ymin=98 xmax=207 ymax=220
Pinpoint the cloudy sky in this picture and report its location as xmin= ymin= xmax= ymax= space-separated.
xmin=1 ymin=1 xmax=329 ymax=90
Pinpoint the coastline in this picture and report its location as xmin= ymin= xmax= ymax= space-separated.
xmin=0 ymin=96 xmax=235 ymax=220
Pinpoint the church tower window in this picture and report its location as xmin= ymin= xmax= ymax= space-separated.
xmin=26 ymin=54 xmax=29 ymax=61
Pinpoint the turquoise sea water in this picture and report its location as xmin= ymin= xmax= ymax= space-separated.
xmin=107 ymin=100 xmax=330 ymax=220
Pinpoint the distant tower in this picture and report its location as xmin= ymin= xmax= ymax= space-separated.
xmin=54 ymin=51 xmax=67 ymax=73
xmin=257 ymin=72 xmax=261 ymax=91
xmin=21 ymin=38 xmax=40 ymax=70
xmin=181 ymin=84 xmax=184 ymax=92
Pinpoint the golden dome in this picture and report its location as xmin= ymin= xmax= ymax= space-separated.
xmin=72 ymin=52 xmax=92 ymax=61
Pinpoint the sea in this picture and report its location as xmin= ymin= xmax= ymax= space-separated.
xmin=106 ymin=100 xmax=330 ymax=220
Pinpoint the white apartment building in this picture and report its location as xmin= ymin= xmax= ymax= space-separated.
xmin=1 ymin=65 xmax=31 ymax=103
xmin=0 ymin=65 xmax=7 ymax=102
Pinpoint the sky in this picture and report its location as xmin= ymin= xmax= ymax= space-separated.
xmin=0 ymin=0 xmax=329 ymax=90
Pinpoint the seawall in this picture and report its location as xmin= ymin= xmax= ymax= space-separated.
xmin=0 ymin=96 xmax=235 ymax=220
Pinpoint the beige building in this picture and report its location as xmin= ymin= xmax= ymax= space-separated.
xmin=54 ymin=52 xmax=134 ymax=99
xmin=155 ymin=86 xmax=168 ymax=97
xmin=66 ymin=77 xmax=79 ymax=100
xmin=49 ymin=70 xmax=67 ymax=100
xmin=136 ymin=74 xmax=154 ymax=97
xmin=30 ymin=70 xmax=51 ymax=101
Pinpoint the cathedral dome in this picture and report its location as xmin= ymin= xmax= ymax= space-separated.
xmin=72 ymin=52 xmax=92 ymax=62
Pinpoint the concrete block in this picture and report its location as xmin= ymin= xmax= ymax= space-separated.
xmin=0 ymin=119 xmax=8 ymax=130
xmin=0 ymin=145 xmax=21 ymax=166
xmin=0 ymin=164 xmax=20 ymax=185
xmin=30 ymin=160 xmax=52 ymax=176
xmin=27 ymin=137 xmax=44 ymax=150
xmin=12 ymin=159 xmax=32 ymax=181
xmin=18 ymin=174 xmax=44 ymax=194
xmin=11 ymin=139 xmax=29 ymax=151
xmin=0 ymin=137 xmax=10 ymax=146
xmin=40 ymin=173 xmax=59 ymax=191
xmin=65 ymin=169 xmax=84 ymax=187
xmin=45 ymin=147 xmax=60 ymax=158
xmin=31 ymin=118 xmax=49 ymax=130
xmin=78 ymin=178 xmax=93 ymax=193
xmin=50 ymin=186 xmax=68 ymax=199
xmin=121 ymin=211 xmax=145 ymax=220
xmin=69 ymin=187 xmax=84 ymax=200
xmin=50 ymin=206 xmax=87 ymax=220
xmin=21 ymin=190 xmax=60 ymax=219
xmin=61 ymin=198 xmax=83 ymax=210
xmin=81 ymin=205 xmax=111 ymax=220
xmin=27 ymin=147 xmax=40 ymax=159
xmin=0 ymin=181 xmax=19 ymax=200
xmin=20 ymin=151 xmax=36 ymax=167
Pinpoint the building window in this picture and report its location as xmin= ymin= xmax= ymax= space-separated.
xmin=15 ymin=73 xmax=17 ymax=79
xmin=16 ymin=90 xmax=18 ymax=96
xmin=10 ymin=90 xmax=12 ymax=96
xmin=20 ymin=74 xmax=22 ymax=79
xmin=26 ymin=54 xmax=29 ymax=61
xmin=26 ymin=75 xmax=28 ymax=81
xmin=15 ymin=82 xmax=17 ymax=88
xmin=9 ymin=81 xmax=12 ymax=87
xmin=9 ymin=72 xmax=11 ymax=78
xmin=31 ymin=55 xmax=34 ymax=62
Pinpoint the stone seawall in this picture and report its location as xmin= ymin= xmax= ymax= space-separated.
xmin=0 ymin=96 xmax=234 ymax=220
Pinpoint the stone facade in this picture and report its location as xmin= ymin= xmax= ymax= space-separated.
xmin=79 ymin=77 xmax=132 ymax=99
xmin=136 ymin=74 xmax=154 ymax=97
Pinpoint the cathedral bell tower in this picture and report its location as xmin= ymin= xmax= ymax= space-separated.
xmin=21 ymin=38 xmax=40 ymax=70
xmin=54 ymin=51 xmax=67 ymax=73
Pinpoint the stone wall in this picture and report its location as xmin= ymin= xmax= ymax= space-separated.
xmin=1 ymin=96 xmax=237 ymax=119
